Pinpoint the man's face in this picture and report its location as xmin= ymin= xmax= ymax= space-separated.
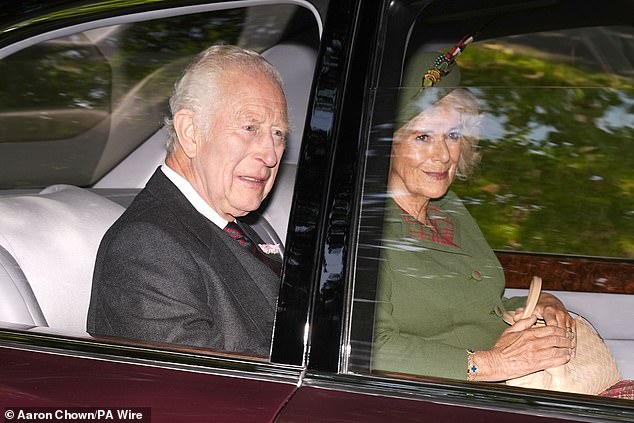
xmin=191 ymin=70 xmax=288 ymax=220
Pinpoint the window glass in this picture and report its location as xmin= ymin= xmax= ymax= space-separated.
xmin=453 ymin=29 xmax=634 ymax=258
xmin=0 ymin=3 xmax=319 ymax=362
xmin=0 ymin=4 xmax=316 ymax=189
xmin=347 ymin=19 xmax=634 ymax=397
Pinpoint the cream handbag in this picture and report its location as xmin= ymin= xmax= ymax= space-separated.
xmin=503 ymin=276 xmax=622 ymax=395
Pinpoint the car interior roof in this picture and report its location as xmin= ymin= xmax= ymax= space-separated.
xmin=415 ymin=0 xmax=634 ymax=41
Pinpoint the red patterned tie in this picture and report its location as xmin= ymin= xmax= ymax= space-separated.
xmin=224 ymin=221 xmax=256 ymax=252
xmin=224 ymin=221 xmax=281 ymax=275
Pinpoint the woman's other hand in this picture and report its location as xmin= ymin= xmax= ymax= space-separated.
xmin=534 ymin=293 xmax=576 ymax=333
xmin=510 ymin=293 xmax=576 ymax=349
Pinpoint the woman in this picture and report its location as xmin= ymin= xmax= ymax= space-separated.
xmin=372 ymin=48 xmax=577 ymax=382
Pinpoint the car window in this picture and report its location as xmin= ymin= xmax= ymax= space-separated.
xmin=346 ymin=12 xmax=633 ymax=399
xmin=0 ymin=4 xmax=317 ymax=189
xmin=0 ymin=2 xmax=320 ymax=362
xmin=453 ymin=29 xmax=634 ymax=259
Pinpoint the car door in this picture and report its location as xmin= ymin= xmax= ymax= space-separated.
xmin=0 ymin=1 xmax=323 ymax=421
xmin=276 ymin=0 xmax=634 ymax=421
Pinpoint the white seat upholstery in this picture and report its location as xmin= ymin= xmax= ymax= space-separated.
xmin=0 ymin=185 xmax=124 ymax=333
xmin=0 ymin=243 xmax=47 ymax=326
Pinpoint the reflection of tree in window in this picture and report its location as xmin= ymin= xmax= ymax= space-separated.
xmin=0 ymin=34 xmax=110 ymax=142
xmin=108 ymin=5 xmax=301 ymax=101
xmin=450 ymin=38 xmax=634 ymax=258
xmin=107 ymin=9 xmax=246 ymax=99
xmin=0 ymin=4 xmax=307 ymax=189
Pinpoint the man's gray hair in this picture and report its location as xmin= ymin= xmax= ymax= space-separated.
xmin=164 ymin=44 xmax=285 ymax=154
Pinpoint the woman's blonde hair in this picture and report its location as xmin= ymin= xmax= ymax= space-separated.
xmin=434 ymin=88 xmax=482 ymax=178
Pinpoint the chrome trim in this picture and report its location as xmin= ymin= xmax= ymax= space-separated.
xmin=0 ymin=0 xmax=322 ymax=59
xmin=300 ymin=371 xmax=634 ymax=423
xmin=0 ymin=328 xmax=302 ymax=385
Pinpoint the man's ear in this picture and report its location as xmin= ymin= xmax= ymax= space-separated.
xmin=173 ymin=109 xmax=198 ymax=158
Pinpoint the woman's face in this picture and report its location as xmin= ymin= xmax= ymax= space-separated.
xmin=390 ymin=103 xmax=464 ymax=202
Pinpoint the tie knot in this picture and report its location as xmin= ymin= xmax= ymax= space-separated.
xmin=224 ymin=221 xmax=254 ymax=250
xmin=224 ymin=221 xmax=244 ymax=240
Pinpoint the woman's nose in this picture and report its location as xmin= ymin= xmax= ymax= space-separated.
xmin=429 ymin=137 xmax=450 ymax=163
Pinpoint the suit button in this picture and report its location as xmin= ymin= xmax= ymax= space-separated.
xmin=471 ymin=270 xmax=482 ymax=281
xmin=494 ymin=305 xmax=503 ymax=316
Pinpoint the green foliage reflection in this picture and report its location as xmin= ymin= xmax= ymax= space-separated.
xmin=451 ymin=46 xmax=634 ymax=258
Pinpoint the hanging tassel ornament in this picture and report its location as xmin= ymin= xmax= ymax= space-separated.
xmin=422 ymin=35 xmax=473 ymax=88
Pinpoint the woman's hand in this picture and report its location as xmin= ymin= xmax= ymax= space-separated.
xmin=512 ymin=293 xmax=576 ymax=346
xmin=534 ymin=293 xmax=576 ymax=332
xmin=470 ymin=315 xmax=575 ymax=382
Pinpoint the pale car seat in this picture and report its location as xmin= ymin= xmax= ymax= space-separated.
xmin=0 ymin=243 xmax=47 ymax=326
xmin=0 ymin=185 xmax=124 ymax=333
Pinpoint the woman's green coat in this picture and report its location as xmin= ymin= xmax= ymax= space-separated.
xmin=373 ymin=191 xmax=525 ymax=380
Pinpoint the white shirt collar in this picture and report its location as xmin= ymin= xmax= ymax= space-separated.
xmin=160 ymin=164 xmax=229 ymax=229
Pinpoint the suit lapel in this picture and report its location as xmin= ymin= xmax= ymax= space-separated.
xmin=144 ymin=168 xmax=278 ymax=339
xmin=211 ymin=226 xmax=278 ymax=334
xmin=145 ymin=169 xmax=219 ymax=248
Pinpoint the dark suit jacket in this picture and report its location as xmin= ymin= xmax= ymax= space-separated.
xmin=87 ymin=168 xmax=280 ymax=357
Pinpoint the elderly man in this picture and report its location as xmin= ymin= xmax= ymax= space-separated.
xmin=87 ymin=45 xmax=288 ymax=357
